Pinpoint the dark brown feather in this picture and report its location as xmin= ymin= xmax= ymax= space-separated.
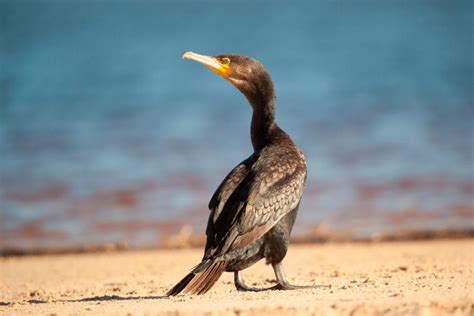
xmin=183 ymin=261 xmax=227 ymax=295
xmin=206 ymin=132 xmax=306 ymax=257
xmin=166 ymin=260 xmax=227 ymax=296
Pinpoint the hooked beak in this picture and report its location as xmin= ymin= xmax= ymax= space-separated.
xmin=182 ymin=51 xmax=232 ymax=77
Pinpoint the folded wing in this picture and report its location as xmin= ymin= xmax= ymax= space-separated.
xmin=205 ymin=151 xmax=306 ymax=258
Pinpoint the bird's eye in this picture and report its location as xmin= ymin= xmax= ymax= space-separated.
xmin=221 ymin=57 xmax=231 ymax=65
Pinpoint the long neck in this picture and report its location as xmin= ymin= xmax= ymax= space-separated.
xmin=249 ymin=92 xmax=276 ymax=151
xmin=234 ymin=68 xmax=279 ymax=151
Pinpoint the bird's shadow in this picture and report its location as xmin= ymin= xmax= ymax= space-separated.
xmin=69 ymin=294 xmax=166 ymax=303
xmin=21 ymin=294 xmax=166 ymax=305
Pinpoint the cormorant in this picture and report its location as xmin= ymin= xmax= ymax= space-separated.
xmin=167 ymin=52 xmax=307 ymax=295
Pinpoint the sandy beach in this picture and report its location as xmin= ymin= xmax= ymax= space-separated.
xmin=0 ymin=239 xmax=472 ymax=315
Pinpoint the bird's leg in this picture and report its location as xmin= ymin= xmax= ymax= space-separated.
xmin=270 ymin=262 xmax=321 ymax=290
xmin=234 ymin=271 xmax=274 ymax=292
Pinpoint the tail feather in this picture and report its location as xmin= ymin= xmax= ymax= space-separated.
xmin=189 ymin=260 xmax=223 ymax=294
xmin=198 ymin=262 xmax=225 ymax=294
xmin=166 ymin=260 xmax=227 ymax=296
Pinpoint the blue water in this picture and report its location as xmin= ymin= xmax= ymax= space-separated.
xmin=1 ymin=0 xmax=473 ymax=250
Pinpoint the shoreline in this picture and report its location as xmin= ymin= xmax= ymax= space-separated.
xmin=2 ymin=227 xmax=473 ymax=257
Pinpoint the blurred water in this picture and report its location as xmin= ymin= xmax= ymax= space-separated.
xmin=1 ymin=0 xmax=473 ymax=250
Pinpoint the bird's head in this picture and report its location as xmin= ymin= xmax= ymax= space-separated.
xmin=182 ymin=51 xmax=275 ymax=109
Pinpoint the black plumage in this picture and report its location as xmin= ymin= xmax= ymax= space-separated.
xmin=167 ymin=52 xmax=308 ymax=296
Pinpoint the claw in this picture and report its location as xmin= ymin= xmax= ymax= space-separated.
xmin=269 ymin=282 xmax=326 ymax=290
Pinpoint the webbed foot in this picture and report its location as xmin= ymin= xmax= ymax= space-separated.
xmin=269 ymin=262 xmax=328 ymax=290
xmin=234 ymin=271 xmax=273 ymax=292
xmin=234 ymin=263 xmax=327 ymax=292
